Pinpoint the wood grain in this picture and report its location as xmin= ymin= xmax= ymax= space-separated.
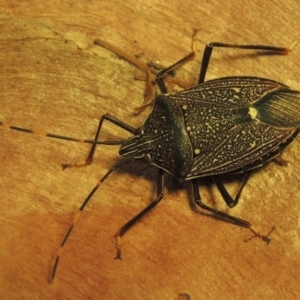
xmin=1 ymin=1 xmax=300 ymax=299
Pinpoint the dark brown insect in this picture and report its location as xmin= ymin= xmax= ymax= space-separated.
xmin=1 ymin=36 xmax=299 ymax=280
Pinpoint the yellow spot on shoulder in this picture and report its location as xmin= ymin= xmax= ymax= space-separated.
xmin=194 ymin=148 xmax=200 ymax=155
xmin=248 ymin=107 xmax=258 ymax=119
xmin=232 ymin=87 xmax=241 ymax=93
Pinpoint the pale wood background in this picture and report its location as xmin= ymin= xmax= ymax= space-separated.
xmin=1 ymin=1 xmax=300 ymax=299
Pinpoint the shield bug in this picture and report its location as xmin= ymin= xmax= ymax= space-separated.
xmin=1 ymin=36 xmax=300 ymax=281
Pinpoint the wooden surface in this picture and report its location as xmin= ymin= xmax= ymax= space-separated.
xmin=1 ymin=1 xmax=300 ymax=299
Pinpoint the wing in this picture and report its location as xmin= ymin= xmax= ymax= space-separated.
xmin=163 ymin=76 xmax=300 ymax=179
xmin=168 ymin=76 xmax=289 ymax=107
xmin=186 ymin=121 xmax=295 ymax=178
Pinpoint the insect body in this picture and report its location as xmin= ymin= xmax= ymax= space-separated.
xmin=1 ymin=38 xmax=300 ymax=280
xmin=121 ymin=76 xmax=300 ymax=179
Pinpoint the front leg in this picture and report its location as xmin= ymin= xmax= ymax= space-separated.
xmin=62 ymin=114 xmax=137 ymax=169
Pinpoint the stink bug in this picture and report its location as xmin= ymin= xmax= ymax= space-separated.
xmin=1 ymin=36 xmax=300 ymax=281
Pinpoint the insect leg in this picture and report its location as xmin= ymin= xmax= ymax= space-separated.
xmin=114 ymin=169 xmax=164 ymax=259
xmin=155 ymin=29 xmax=199 ymax=94
xmin=94 ymin=38 xmax=157 ymax=107
xmin=95 ymin=30 xmax=200 ymax=108
xmin=51 ymin=158 xmax=132 ymax=281
xmin=155 ymin=52 xmax=195 ymax=94
xmin=62 ymin=114 xmax=137 ymax=169
xmin=198 ymin=42 xmax=294 ymax=83
xmin=191 ymin=180 xmax=271 ymax=243
xmin=212 ymin=171 xmax=252 ymax=208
